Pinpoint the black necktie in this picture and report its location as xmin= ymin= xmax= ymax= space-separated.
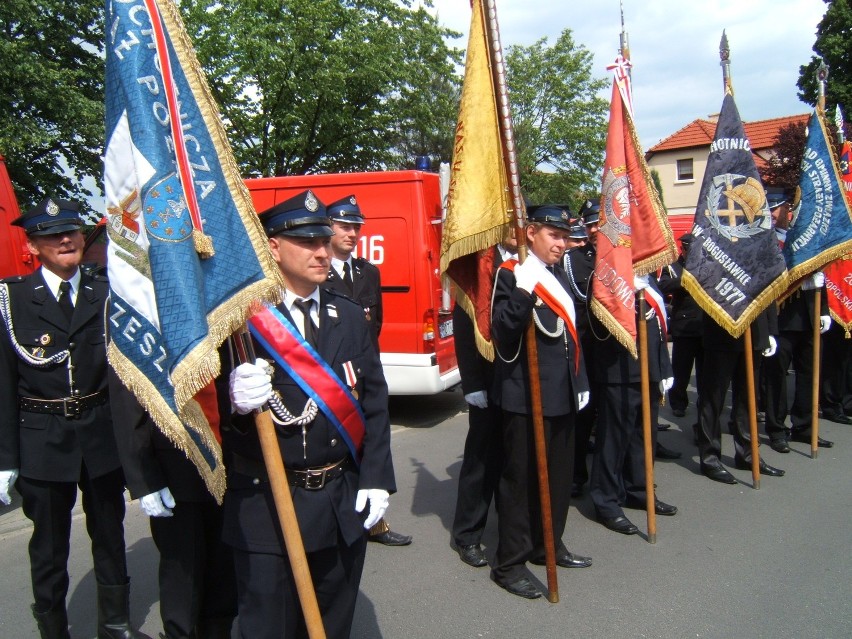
xmin=57 ymin=280 xmax=74 ymax=321
xmin=342 ymin=262 xmax=354 ymax=293
xmin=546 ymin=265 xmax=556 ymax=275
xmin=294 ymin=299 xmax=318 ymax=348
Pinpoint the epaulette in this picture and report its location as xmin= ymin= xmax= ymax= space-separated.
xmin=81 ymin=263 xmax=108 ymax=280
xmin=323 ymin=287 xmax=359 ymax=306
xmin=0 ymin=275 xmax=26 ymax=284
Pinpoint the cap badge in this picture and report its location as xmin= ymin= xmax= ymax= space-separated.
xmin=305 ymin=190 xmax=319 ymax=212
xmin=349 ymin=196 xmax=357 ymax=206
xmin=46 ymin=200 xmax=59 ymax=216
xmin=561 ymin=210 xmax=569 ymax=221
xmin=39 ymin=333 xmax=52 ymax=346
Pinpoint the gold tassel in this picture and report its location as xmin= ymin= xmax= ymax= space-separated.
xmin=193 ymin=229 xmax=215 ymax=259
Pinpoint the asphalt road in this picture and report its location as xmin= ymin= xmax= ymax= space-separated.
xmin=1 ymin=390 xmax=851 ymax=638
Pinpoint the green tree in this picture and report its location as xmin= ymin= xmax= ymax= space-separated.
xmin=505 ymin=29 xmax=609 ymax=206
xmin=797 ymin=0 xmax=852 ymax=116
xmin=651 ymin=168 xmax=666 ymax=210
xmin=0 ymin=0 xmax=104 ymax=211
xmin=179 ymin=0 xmax=461 ymax=177
xmin=760 ymin=122 xmax=807 ymax=192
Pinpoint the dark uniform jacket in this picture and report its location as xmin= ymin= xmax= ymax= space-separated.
xmin=108 ymin=371 xmax=213 ymax=502
xmin=590 ymin=277 xmax=673 ymax=385
xmin=325 ymin=257 xmax=383 ymax=351
xmin=563 ymin=244 xmax=595 ymax=337
xmin=777 ymin=286 xmax=828 ymax=332
xmin=219 ymin=289 xmax=395 ymax=554
xmin=0 ymin=270 xmax=120 ymax=481
xmin=491 ymin=264 xmax=590 ymax=416
xmin=702 ymin=302 xmax=778 ymax=352
xmin=658 ymin=259 xmax=703 ymax=337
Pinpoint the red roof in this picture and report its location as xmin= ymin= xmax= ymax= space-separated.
xmin=647 ymin=113 xmax=810 ymax=155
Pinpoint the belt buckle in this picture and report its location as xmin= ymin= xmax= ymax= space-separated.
xmin=63 ymin=397 xmax=81 ymax=419
xmin=304 ymin=468 xmax=327 ymax=490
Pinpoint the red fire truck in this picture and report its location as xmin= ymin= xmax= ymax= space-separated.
xmin=0 ymin=155 xmax=35 ymax=277
xmin=245 ymin=170 xmax=460 ymax=395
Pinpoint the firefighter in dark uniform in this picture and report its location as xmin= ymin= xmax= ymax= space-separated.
xmin=0 ymin=198 xmax=149 ymax=639
xmin=323 ymin=194 xmax=410 ymax=546
xmin=451 ymin=231 xmax=517 ymax=568
xmin=490 ymin=204 xmax=592 ymax=600
xmin=562 ymin=201 xmax=597 ymax=496
xmin=108 ymin=375 xmax=237 ymax=639
xmin=221 ymin=190 xmax=396 ymax=639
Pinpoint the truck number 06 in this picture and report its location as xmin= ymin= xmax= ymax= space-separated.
xmin=355 ymin=235 xmax=385 ymax=264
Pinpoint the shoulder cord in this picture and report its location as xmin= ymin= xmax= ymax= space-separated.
xmin=268 ymin=392 xmax=318 ymax=428
xmin=533 ymin=305 xmax=564 ymax=337
xmin=491 ymin=273 xmax=523 ymax=364
xmin=563 ymin=254 xmax=587 ymax=301
xmin=491 ymin=274 xmax=566 ymax=362
xmin=0 ymin=283 xmax=70 ymax=367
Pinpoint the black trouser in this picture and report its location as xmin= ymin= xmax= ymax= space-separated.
xmin=764 ymin=330 xmax=814 ymax=441
xmin=589 ymin=383 xmax=659 ymax=519
xmin=151 ymin=500 xmax=237 ymax=638
xmin=820 ymin=322 xmax=852 ymax=417
xmin=451 ymin=402 xmax=502 ymax=547
xmin=17 ymin=466 xmax=127 ymax=613
xmin=697 ymin=349 xmax=757 ymax=468
xmin=669 ymin=335 xmax=703 ymax=411
xmin=491 ymin=411 xmax=574 ymax=585
xmin=232 ymin=533 xmax=366 ymax=639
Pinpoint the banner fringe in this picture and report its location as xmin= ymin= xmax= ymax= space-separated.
xmin=590 ymin=297 xmax=638 ymax=358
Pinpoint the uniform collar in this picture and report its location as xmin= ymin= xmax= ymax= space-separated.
xmin=330 ymin=256 xmax=353 ymax=279
xmin=40 ymin=266 xmax=81 ymax=301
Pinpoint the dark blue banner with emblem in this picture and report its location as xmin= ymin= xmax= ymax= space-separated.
xmin=682 ymin=93 xmax=788 ymax=337
xmin=782 ymin=110 xmax=852 ymax=283
xmin=104 ymin=0 xmax=282 ymax=501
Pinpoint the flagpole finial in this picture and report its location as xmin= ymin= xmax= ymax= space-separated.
xmin=817 ymin=59 xmax=829 ymax=112
xmin=719 ymin=30 xmax=733 ymax=96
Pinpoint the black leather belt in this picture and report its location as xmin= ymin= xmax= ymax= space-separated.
xmin=230 ymin=453 xmax=352 ymax=490
xmin=19 ymin=390 xmax=108 ymax=418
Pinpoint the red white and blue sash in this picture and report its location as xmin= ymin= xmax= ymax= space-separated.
xmin=248 ymin=307 xmax=366 ymax=464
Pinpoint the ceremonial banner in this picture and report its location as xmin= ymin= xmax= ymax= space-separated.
xmin=590 ymin=58 xmax=678 ymax=357
xmin=682 ymin=93 xmax=787 ymax=337
xmin=104 ymin=0 xmax=282 ymax=500
xmin=439 ymin=0 xmax=511 ymax=361
xmin=823 ymin=255 xmax=852 ymax=336
xmin=782 ymin=110 xmax=852 ymax=283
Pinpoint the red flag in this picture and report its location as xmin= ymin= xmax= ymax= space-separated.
xmin=823 ymin=140 xmax=852 ymax=336
xmin=590 ymin=60 xmax=678 ymax=357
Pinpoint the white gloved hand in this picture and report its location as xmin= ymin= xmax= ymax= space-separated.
xmin=230 ymin=358 xmax=273 ymax=414
xmin=633 ymin=274 xmax=650 ymax=291
xmin=355 ymin=488 xmax=390 ymax=530
xmin=513 ymin=259 xmax=542 ymax=294
xmin=762 ymin=335 xmax=778 ymax=358
xmin=0 ymin=469 xmax=19 ymax=506
xmin=801 ymin=272 xmax=825 ymax=291
xmin=820 ymin=315 xmax=832 ymax=334
xmin=139 ymin=487 xmax=176 ymax=518
xmin=464 ymin=391 xmax=488 ymax=409
xmin=577 ymin=391 xmax=590 ymax=411
xmin=659 ymin=377 xmax=674 ymax=394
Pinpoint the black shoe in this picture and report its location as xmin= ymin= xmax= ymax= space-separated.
xmin=531 ymin=552 xmax=592 ymax=568
xmin=456 ymin=544 xmax=488 ymax=567
xmin=369 ymin=530 xmax=413 ymax=546
xmin=625 ymin=498 xmax=678 ymax=516
xmin=823 ymin=413 xmax=852 ymax=425
xmin=598 ymin=515 xmax=639 ymax=535
xmin=757 ymin=411 xmax=766 ymax=424
xmin=657 ymin=423 xmax=671 ymax=431
xmin=655 ymin=443 xmax=682 ymax=459
xmin=672 ymin=407 xmax=686 ymax=417
xmin=790 ymin=432 xmax=834 ymax=448
xmin=493 ymin=576 xmax=542 ymax=599
xmin=769 ymin=439 xmax=790 ymax=454
xmin=734 ymin=456 xmax=785 ymax=477
xmin=702 ymin=465 xmax=737 ymax=484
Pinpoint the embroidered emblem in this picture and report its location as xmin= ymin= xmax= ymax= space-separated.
xmin=39 ymin=333 xmax=52 ymax=346
xmin=327 ymin=305 xmax=338 ymax=319
xmin=46 ymin=200 xmax=59 ymax=216
xmin=32 ymin=347 xmax=46 ymax=358
xmin=349 ymin=196 xmax=357 ymax=206
xmin=305 ymin=190 xmax=319 ymax=212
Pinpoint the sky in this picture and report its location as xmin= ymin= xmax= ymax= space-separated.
xmin=424 ymin=0 xmax=827 ymax=149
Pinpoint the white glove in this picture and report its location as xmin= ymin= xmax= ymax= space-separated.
xmin=139 ymin=487 xmax=176 ymax=518
xmin=644 ymin=307 xmax=656 ymax=320
xmin=820 ymin=315 xmax=832 ymax=334
xmin=577 ymin=391 xmax=590 ymax=411
xmin=633 ymin=274 xmax=650 ymax=291
xmin=355 ymin=488 xmax=389 ymax=530
xmin=514 ymin=258 xmax=541 ymax=293
xmin=774 ymin=228 xmax=787 ymax=244
xmin=230 ymin=359 xmax=273 ymax=414
xmin=0 ymin=469 xmax=19 ymax=506
xmin=464 ymin=391 xmax=488 ymax=409
xmin=762 ymin=335 xmax=777 ymax=358
xmin=801 ymin=272 xmax=825 ymax=290
xmin=659 ymin=377 xmax=674 ymax=394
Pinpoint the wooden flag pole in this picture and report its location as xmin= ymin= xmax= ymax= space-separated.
xmin=232 ymin=330 xmax=326 ymax=639
xmin=743 ymin=328 xmax=761 ymax=490
xmin=637 ymin=291 xmax=657 ymax=543
xmin=480 ymin=0 xmax=558 ymax=602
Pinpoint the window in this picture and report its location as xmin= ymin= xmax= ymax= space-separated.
xmin=676 ymin=158 xmax=694 ymax=181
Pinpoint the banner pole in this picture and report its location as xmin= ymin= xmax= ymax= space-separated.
xmin=637 ymin=291 xmax=657 ymax=543
xmin=744 ymin=328 xmax=761 ymax=490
